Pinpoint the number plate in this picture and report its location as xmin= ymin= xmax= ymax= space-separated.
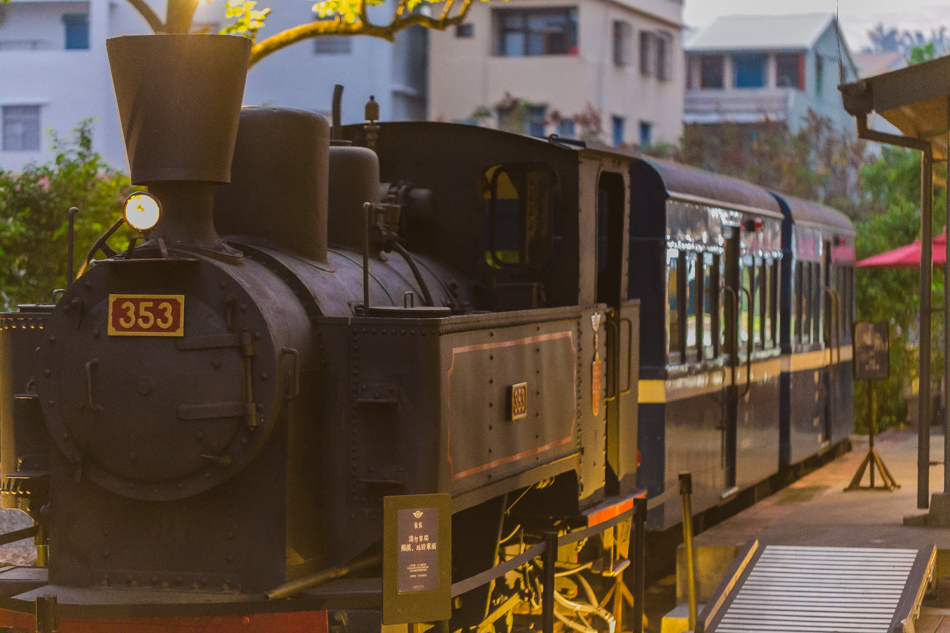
xmin=108 ymin=294 xmax=184 ymax=337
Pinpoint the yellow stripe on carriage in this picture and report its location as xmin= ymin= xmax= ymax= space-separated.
xmin=637 ymin=346 xmax=851 ymax=404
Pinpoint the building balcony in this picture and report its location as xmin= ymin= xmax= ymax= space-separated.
xmin=684 ymin=87 xmax=792 ymax=124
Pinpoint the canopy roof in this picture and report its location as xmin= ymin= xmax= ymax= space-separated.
xmin=841 ymin=55 xmax=950 ymax=158
xmin=858 ymin=232 xmax=947 ymax=268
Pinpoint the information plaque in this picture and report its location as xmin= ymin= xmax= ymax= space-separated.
xmin=383 ymin=493 xmax=451 ymax=624
xmin=854 ymin=321 xmax=889 ymax=380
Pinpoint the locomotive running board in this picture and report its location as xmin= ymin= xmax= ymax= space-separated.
xmin=697 ymin=541 xmax=935 ymax=633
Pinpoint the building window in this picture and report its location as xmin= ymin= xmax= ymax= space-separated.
xmin=776 ymin=52 xmax=802 ymax=89
xmin=639 ymin=121 xmax=652 ymax=146
xmin=611 ymin=115 xmax=624 ymax=146
xmin=2 ymin=105 xmax=41 ymax=152
xmin=639 ymin=32 xmax=653 ymax=76
xmin=456 ymin=23 xmax=473 ymax=37
xmin=558 ymin=119 xmax=575 ymax=139
xmin=314 ymin=36 xmax=352 ymax=54
xmin=655 ymin=31 xmax=671 ymax=79
xmin=63 ymin=13 xmax=89 ymax=50
xmin=495 ymin=8 xmax=577 ymax=57
xmin=700 ymin=55 xmax=723 ymax=88
xmin=733 ymin=53 xmax=766 ymax=88
xmin=497 ymin=104 xmax=547 ymax=136
xmin=613 ymin=20 xmax=632 ymax=66
xmin=815 ymin=55 xmax=824 ymax=97
xmin=639 ymin=31 xmax=672 ymax=79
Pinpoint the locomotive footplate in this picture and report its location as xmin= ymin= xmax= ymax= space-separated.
xmin=0 ymin=568 xmax=387 ymax=632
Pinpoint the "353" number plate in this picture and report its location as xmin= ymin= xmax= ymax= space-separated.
xmin=108 ymin=294 xmax=184 ymax=337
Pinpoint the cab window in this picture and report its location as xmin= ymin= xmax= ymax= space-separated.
xmin=482 ymin=164 xmax=559 ymax=270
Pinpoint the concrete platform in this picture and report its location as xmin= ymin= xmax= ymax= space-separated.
xmin=678 ymin=429 xmax=950 ymax=603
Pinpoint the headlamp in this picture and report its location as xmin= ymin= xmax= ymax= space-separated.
xmin=123 ymin=192 xmax=161 ymax=232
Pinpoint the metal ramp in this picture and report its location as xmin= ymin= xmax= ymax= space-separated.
xmin=697 ymin=541 xmax=936 ymax=633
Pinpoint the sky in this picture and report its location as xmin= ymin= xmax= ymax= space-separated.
xmin=683 ymin=1 xmax=950 ymax=52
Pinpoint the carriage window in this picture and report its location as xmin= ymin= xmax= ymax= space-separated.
xmin=739 ymin=263 xmax=751 ymax=352
xmin=761 ymin=260 xmax=770 ymax=348
xmin=668 ymin=250 xmax=683 ymax=361
xmin=752 ymin=259 xmax=762 ymax=349
xmin=794 ymin=264 xmax=802 ymax=343
xmin=801 ymin=263 xmax=811 ymax=344
xmin=769 ymin=261 xmax=779 ymax=346
xmin=703 ymin=253 xmax=719 ymax=358
xmin=686 ymin=253 xmax=698 ymax=358
xmin=483 ymin=164 xmax=558 ymax=270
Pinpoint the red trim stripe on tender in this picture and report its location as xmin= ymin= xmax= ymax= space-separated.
xmin=446 ymin=330 xmax=577 ymax=481
xmin=585 ymin=490 xmax=647 ymax=527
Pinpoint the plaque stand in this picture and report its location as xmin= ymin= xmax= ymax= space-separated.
xmin=846 ymin=380 xmax=899 ymax=491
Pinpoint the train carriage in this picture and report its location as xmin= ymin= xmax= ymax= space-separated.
xmin=774 ymin=195 xmax=856 ymax=466
xmin=628 ymin=159 xmax=785 ymax=529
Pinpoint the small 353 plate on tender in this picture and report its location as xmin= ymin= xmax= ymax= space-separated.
xmin=108 ymin=294 xmax=184 ymax=337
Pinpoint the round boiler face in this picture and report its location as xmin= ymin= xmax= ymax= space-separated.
xmin=36 ymin=256 xmax=282 ymax=501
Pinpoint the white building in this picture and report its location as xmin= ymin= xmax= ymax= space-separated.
xmin=427 ymin=0 xmax=686 ymax=147
xmin=683 ymin=13 xmax=859 ymax=134
xmin=0 ymin=0 xmax=426 ymax=172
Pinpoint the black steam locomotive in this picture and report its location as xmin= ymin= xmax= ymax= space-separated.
xmin=0 ymin=32 xmax=854 ymax=633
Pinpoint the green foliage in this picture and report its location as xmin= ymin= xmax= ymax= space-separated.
xmin=0 ymin=122 xmax=134 ymax=311
xmin=908 ymin=43 xmax=937 ymax=65
xmin=677 ymin=111 xmax=867 ymax=215
xmin=312 ymin=0 xmax=385 ymax=23
xmin=219 ymin=0 xmax=271 ymax=40
xmin=853 ymin=146 xmax=947 ymax=430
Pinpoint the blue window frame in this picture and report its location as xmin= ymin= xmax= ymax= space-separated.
xmin=611 ymin=115 xmax=625 ymax=147
xmin=639 ymin=121 xmax=652 ymax=147
xmin=733 ymin=53 xmax=766 ymax=88
xmin=63 ymin=14 xmax=89 ymax=50
xmin=558 ymin=119 xmax=575 ymax=139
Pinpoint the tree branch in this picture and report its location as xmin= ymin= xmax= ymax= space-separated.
xmin=249 ymin=0 xmax=475 ymax=67
xmin=125 ymin=0 xmax=165 ymax=33
xmin=165 ymin=0 xmax=199 ymax=33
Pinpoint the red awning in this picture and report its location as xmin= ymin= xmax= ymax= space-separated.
xmin=857 ymin=232 xmax=948 ymax=268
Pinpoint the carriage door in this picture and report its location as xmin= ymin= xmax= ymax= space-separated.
xmin=721 ymin=229 xmax=741 ymax=492
xmin=821 ymin=242 xmax=836 ymax=446
xmin=597 ymin=171 xmax=639 ymax=495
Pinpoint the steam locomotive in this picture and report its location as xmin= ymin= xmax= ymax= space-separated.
xmin=0 ymin=32 xmax=854 ymax=633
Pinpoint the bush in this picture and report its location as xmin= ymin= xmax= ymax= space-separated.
xmin=0 ymin=122 xmax=134 ymax=311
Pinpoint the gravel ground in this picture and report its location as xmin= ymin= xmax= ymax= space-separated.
xmin=0 ymin=509 xmax=36 ymax=566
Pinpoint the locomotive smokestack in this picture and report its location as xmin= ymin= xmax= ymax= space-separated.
xmin=106 ymin=34 xmax=250 ymax=258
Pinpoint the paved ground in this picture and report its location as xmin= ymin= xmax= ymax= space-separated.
xmin=693 ymin=427 xmax=950 ymax=551
xmin=0 ymin=507 xmax=36 ymax=566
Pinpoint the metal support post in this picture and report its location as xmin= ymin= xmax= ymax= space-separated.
xmin=853 ymin=115 xmax=933 ymax=508
xmin=680 ymin=472 xmax=698 ymax=631
xmin=35 ymin=595 xmax=56 ymax=633
xmin=921 ymin=148 xmax=934 ymax=509
xmin=632 ymin=497 xmax=647 ymax=633
xmin=541 ymin=531 xmax=557 ymax=633
xmin=66 ymin=207 xmax=78 ymax=285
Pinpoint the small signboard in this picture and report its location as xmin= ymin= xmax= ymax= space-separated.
xmin=383 ymin=493 xmax=451 ymax=625
xmin=854 ymin=321 xmax=889 ymax=380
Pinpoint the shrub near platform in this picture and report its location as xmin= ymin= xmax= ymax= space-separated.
xmin=0 ymin=122 xmax=135 ymax=311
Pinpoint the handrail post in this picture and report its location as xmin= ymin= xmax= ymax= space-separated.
xmin=633 ymin=498 xmax=647 ymax=633
xmin=680 ymin=472 xmax=698 ymax=631
xmin=542 ymin=531 xmax=558 ymax=633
